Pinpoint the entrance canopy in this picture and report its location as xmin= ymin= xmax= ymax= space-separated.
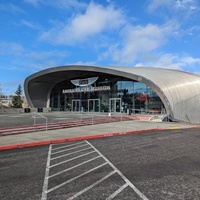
xmin=24 ymin=65 xmax=200 ymax=123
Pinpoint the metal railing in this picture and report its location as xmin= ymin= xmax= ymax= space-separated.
xmin=79 ymin=112 xmax=94 ymax=125
xmin=80 ymin=112 xmax=114 ymax=124
xmin=32 ymin=112 xmax=48 ymax=131
xmin=77 ymin=111 xmax=124 ymax=124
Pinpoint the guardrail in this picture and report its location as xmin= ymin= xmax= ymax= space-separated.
xmin=77 ymin=111 xmax=124 ymax=124
xmin=32 ymin=112 xmax=48 ymax=131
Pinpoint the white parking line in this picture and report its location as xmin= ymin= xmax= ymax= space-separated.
xmin=67 ymin=170 xmax=116 ymax=200
xmin=41 ymin=144 xmax=52 ymax=200
xmin=51 ymin=141 xmax=85 ymax=150
xmin=48 ymin=162 xmax=108 ymax=193
xmin=51 ymin=143 xmax=88 ymax=155
xmin=50 ymin=146 xmax=92 ymax=160
xmin=49 ymin=155 xmax=101 ymax=178
xmin=41 ymin=140 xmax=149 ymax=200
xmin=106 ymin=183 xmax=128 ymax=200
xmin=49 ymin=150 xmax=96 ymax=168
xmin=86 ymin=140 xmax=149 ymax=200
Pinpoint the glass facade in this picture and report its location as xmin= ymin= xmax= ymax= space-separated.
xmin=50 ymin=74 xmax=164 ymax=114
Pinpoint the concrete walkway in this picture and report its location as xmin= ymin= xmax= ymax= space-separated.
xmin=0 ymin=120 xmax=199 ymax=151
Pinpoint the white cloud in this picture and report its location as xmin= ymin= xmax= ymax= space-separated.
xmin=147 ymin=0 xmax=172 ymax=12
xmin=181 ymin=56 xmax=200 ymax=65
xmin=24 ymin=0 xmax=87 ymax=10
xmin=21 ymin=19 xmax=42 ymax=30
xmin=0 ymin=41 xmax=66 ymax=58
xmin=0 ymin=42 xmax=68 ymax=72
xmin=175 ymin=0 xmax=198 ymax=10
xmin=23 ymin=0 xmax=40 ymax=7
xmin=39 ymin=2 xmax=125 ymax=45
xmin=70 ymin=61 xmax=96 ymax=66
xmin=147 ymin=0 xmax=198 ymax=13
xmin=101 ymin=21 xmax=179 ymax=65
xmin=24 ymin=50 xmax=67 ymax=62
xmin=135 ymin=53 xmax=200 ymax=72
xmin=0 ymin=42 xmax=25 ymax=56
xmin=0 ymin=3 xmax=25 ymax=13
xmin=183 ymin=25 xmax=200 ymax=36
xmin=50 ymin=0 xmax=87 ymax=10
xmin=146 ymin=0 xmax=200 ymax=40
xmin=140 ymin=54 xmax=184 ymax=69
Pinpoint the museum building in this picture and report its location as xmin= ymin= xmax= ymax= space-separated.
xmin=24 ymin=65 xmax=200 ymax=123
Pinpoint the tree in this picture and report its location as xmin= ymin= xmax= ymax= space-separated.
xmin=12 ymin=84 xmax=23 ymax=108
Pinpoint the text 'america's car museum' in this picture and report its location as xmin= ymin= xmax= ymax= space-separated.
xmin=24 ymin=65 xmax=200 ymax=124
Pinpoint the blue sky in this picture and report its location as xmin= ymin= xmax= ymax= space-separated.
xmin=1 ymin=0 xmax=200 ymax=95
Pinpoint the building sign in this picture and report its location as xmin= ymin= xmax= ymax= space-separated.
xmin=71 ymin=77 xmax=98 ymax=87
xmin=79 ymin=79 xmax=88 ymax=85
xmin=63 ymin=76 xmax=110 ymax=94
xmin=62 ymin=86 xmax=110 ymax=94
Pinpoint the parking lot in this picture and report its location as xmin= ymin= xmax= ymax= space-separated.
xmin=1 ymin=128 xmax=200 ymax=200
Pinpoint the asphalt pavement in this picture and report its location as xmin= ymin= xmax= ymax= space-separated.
xmin=1 ymin=129 xmax=200 ymax=200
xmin=1 ymin=113 xmax=200 ymax=199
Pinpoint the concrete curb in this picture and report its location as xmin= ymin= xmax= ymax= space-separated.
xmin=0 ymin=128 xmax=166 ymax=151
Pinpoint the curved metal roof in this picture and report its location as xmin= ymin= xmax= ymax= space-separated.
xmin=24 ymin=65 xmax=200 ymax=123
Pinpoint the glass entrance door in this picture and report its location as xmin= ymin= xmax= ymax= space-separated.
xmin=110 ymin=98 xmax=121 ymax=112
xmin=72 ymin=100 xmax=80 ymax=112
xmin=88 ymin=99 xmax=100 ymax=112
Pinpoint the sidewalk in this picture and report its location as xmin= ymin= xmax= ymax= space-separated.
xmin=0 ymin=120 xmax=199 ymax=151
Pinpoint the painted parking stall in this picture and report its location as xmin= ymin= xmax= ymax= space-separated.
xmin=41 ymin=140 xmax=148 ymax=200
xmin=1 ymin=128 xmax=200 ymax=199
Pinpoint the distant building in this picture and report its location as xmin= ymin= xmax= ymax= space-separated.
xmin=0 ymin=98 xmax=12 ymax=108
xmin=0 ymin=96 xmax=29 ymax=109
xmin=24 ymin=65 xmax=200 ymax=123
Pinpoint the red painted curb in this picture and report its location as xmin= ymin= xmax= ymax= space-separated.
xmin=0 ymin=140 xmax=51 ymax=151
xmin=0 ymin=128 xmax=166 ymax=151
